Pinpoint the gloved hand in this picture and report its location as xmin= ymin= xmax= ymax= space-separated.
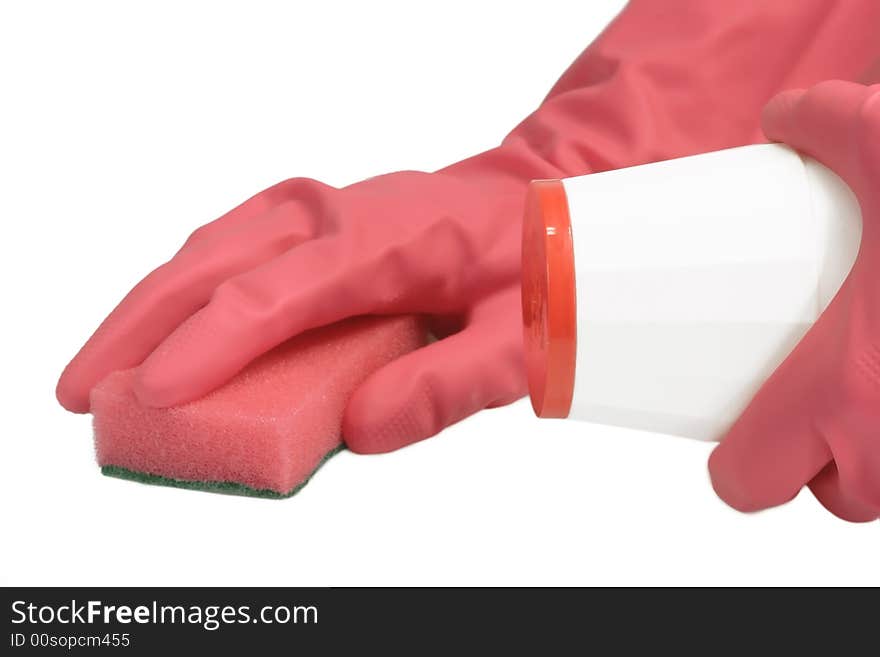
xmin=710 ymin=80 xmax=880 ymax=522
xmin=57 ymin=1 xmax=880 ymax=454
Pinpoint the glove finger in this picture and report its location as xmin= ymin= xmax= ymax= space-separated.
xmin=133 ymin=200 xmax=501 ymax=409
xmin=761 ymin=81 xmax=877 ymax=183
xmin=132 ymin=228 xmax=424 ymax=407
xmin=821 ymin=380 xmax=880 ymax=511
xmin=708 ymin=330 xmax=834 ymax=512
xmin=179 ymin=177 xmax=329 ymax=250
xmin=343 ymin=287 xmax=524 ymax=454
xmin=56 ymin=204 xmax=315 ymax=413
xmin=809 ymin=462 xmax=879 ymax=523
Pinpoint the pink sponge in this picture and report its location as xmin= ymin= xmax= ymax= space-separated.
xmin=91 ymin=316 xmax=425 ymax=497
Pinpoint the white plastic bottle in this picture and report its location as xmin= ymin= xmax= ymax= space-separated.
xmin=522 ymin=144 xmax=862 ymax=440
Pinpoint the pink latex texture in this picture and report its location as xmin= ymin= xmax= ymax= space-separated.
xmin=710 ymin=81 xmax=880 ymax=523
xmin=57 ymin=0 xmax=880 ymax=456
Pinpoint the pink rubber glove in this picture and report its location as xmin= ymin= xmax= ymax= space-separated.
xmin=709 ymin=81 xmax=880 ymax=522
xmin=57 ymin=1 xmax=880 ymax=454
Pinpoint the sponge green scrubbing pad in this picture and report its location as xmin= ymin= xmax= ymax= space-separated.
xmin=91 ymin=316 xmax=426 ymax=497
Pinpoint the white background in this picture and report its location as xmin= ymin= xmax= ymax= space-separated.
xmin=1 ymin=0 xmax=876 ymax=586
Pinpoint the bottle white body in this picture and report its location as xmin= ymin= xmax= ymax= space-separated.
xmin=563 ymin=144 xmax=861 ymax=441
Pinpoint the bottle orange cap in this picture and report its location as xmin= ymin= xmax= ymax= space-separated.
xmin=521 ymin=179 xmax=577 ymax=418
